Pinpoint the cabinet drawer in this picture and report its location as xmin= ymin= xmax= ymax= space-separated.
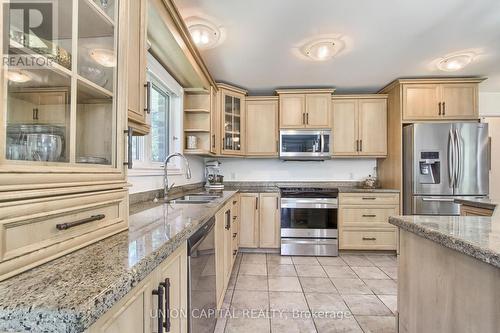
xmin=0 ymin=189 xmax=128 ymax=281
xmin=340 ymin=229 xmax=396 ymax=250
xmin=340 ymin=193 xmax=399 ymax=206
xmin=341 ymin=207 xmax=398 ymax=228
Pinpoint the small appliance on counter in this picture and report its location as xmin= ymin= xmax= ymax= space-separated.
xmin=205 ymin=160 xmax=224 ymax=190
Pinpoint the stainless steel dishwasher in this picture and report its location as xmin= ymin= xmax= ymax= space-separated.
xmin=188 ymin=217 xmax=216 ymax=333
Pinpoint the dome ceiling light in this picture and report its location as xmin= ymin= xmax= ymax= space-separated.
xmin=300 ymin=38 xmax=345 ymax=61
xmin=89 ymin=48 xmax=116 ymax=67
xmin=7 ymin=70 xmax=32 ymax=83
xmin=186 ymin=17 xmax=223 ymax=50
xmin=437 ymin=53 xmax=475 ymax=72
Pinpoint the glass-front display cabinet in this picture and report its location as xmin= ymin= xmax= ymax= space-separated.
xmin=219 ymin=83 xmax=246 ymax=155
xmin=0 ymin=0 xmax=127 ymax=197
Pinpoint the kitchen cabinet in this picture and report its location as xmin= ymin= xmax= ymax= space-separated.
xmin=89 ymin=243 xmax=188 ymax=333
xmin=339 ymin=193 xmax=399 ymax=250
xmin=460 ymin=205 xmax=494 ymax=217
xmin=245 ymin=97 xmax=279 ymax=157
xmin=332 ymin=96 xmax=387 ymax=157
xmin=0 ymin=0 xmax=129 ymax=279
xmin=231 ymin=195 xmax=240 ymax=264
xmin=215 ymin=207 xmax=225 ymax=308
xmin=239 ymin=193 xmax=280 ymax=249
xmin=219 ymin=83 xmax=247 ymax=156
xmin=402 ymin=81 xmax=479 ymax=121
xmin=127 ymin=0 xmax=150 ymax=135
xmin=277 ymin=89 xmax=334 ymax=129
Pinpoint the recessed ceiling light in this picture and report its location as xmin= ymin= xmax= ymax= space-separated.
xmin=437 ymin=53 xmax=474 ymax=72
xmin=301 ymin=38 xmax=345 ymax=61
xmin=7 ymin=70 xmax=31 ymax=83
xmin=89 ymin=48 xmax=116 ymax=67
xmin=185 ymin=17 xmax=223 ymax=50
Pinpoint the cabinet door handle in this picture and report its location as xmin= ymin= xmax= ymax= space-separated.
xmin=144 ymin=82 xmax=151 ymax=114
xmin=152 ymin=284 xmax=164 ymax=333
xmin=302 ymin=113 xmax=305 ymax=125
xmin=233 ymin=200 xmax=238 ymax=205
xmin=161 ymin=278 xmax=171 ymax=332
xmin=362 ymin=214 xmax=377 ymax=218
xmin=276 ymin=197 xmax=279 ymax=210
xmin=233 ymin=233 xmax=237 ymax=238
xmin=123 ymin=127 xmax=133 ymax=169
xmin=362 ymin=237 xmax=377 ymax=241
xmin=32 ymin=108 xmax=39 ymax=120
xmin=233 ymin=215 xmax=237 ymax=220
xmin=212 ymin=135 xmax=215 ymax=149
xmin=306 ymin=113 xmax=309 ymax=125
xmin=438 ymin=102 xmax=442 ymax=116
xmin=359 ymin=139 xmax=362 ymax=152
xmin=56 ymin=214 xmax=105 ymax=230
xmin=362 ymin=197 xmax=376 ymax=200
xmin=233 ymin=250 xmax=238 ymax=256
xmin=442 ymin=101 xmax=445 ymax=115
xmin=255 ymin=197 xmax=259 ymax=210
xmin=225 ymin=211 xmax=231 ymax=230
xmin=356 ymin=140 xmax=359 ymax=152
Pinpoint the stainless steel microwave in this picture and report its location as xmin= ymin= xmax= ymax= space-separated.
xmin=279 ymin=130 xmax=331 ymax=160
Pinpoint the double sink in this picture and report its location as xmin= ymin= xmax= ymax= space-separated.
xmin=168 ymin=192 xmax=221 ymax=204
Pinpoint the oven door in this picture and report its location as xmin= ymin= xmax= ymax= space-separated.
xmin=280 ymin=130 xmax=331 ymax=160
xmin=280 ymin=198 xmax=338 ymax=238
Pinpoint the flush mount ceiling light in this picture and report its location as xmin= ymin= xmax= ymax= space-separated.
xmin=301 ymin=38 xmax=345 ymax=61
xmin=7 ymin=70 xmax=31 ymax=83
xmin=437 ymin=53 xmax=474 ymax=72
xmin=185 ymin=17 xmax=223 ymax=50
xmin=89 ymin=48 xmax=116 ymax=67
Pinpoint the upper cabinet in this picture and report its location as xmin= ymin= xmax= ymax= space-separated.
xmin=218 ymin=83 xmax=247 ymax=156
xmin=277 ymin=89 xmax=334 ymax=129
xmin=400 ymin=79 xmax=481 ymax=121
xmin=332 ymin=96 xmax=388 ymax=157
xmin=245 ymin=97 xmax=279 ymax=157
xmin=0 ymin=0 xmax=128 ymax=197
xmin=126 ymin=0 xmax=150 ymax=135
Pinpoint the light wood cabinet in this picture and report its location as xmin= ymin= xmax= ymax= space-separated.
xmin=231 ymin=195 xmax=240 ymax=263
xmin=219 ymin=84 xmax=247 ymax=156
xmin=240 ymin=193 xmax=280 ymax=249
xmin=332 ymin=96 xmax=387 ymax=157
xmin=215 ymin=206 xmax=226 ymax=308
xmin=277 ymin=89 xmax=334 ymax=129
xmin=402 ymin=81 xmax=479 ymax=121
xmin=258 ymin=193 xmax=281 ymax=248
xmin=127 ymin=0 xmax=150 ymax=135
xmin=339 ymin=193 xmax=399 ymax=251
xmin=245 ymin=97 xmax=279 ymax=156
xmin=460 ymin=205 xmax=494 ymax=217
xmin=89 ymin=243 xmax=188 ymax=333
xmin=184 ymin=87 xmax=217 ymax=155
xmin=239 ymin=193 xmax=259 ymax=248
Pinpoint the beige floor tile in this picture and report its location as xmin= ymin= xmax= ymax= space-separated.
xmin=267 ymin=254 xmax=293 ymax=265
xmin=351 ymin=266 xmax=389 ymax=279
xmin=269 ymin=291 xmax=309 ymax=312
xmin=331 ymin=278 xmax=373 ymax=295
xmin=317 ymin=256 xmax=347 ymax=266
xmin=292 ymin=256 xmax=320 ymax=265
xmin=314 ymin=316 xmax=363 ymax=333
xmin=271 ymin=313 xmax=317 ymax=333
xmin=241 ymin=253 xmax=267 ymax=264
xmin=235 ymin=275 xmax=268 ymax=291
xmin=363 ymin=279 xmax=397 ymax=295
xmin=238 ymin=263 xmax=267 ymax=276
xmin=268 ymin=276 xmax=302 ymax=292
xmin=224 ymin=316 xmax=270 ymax=333
xmin=379 ymin=266 xmax=397 ymax=280
xmin=377 ymin=295 xmax=397 ymax=314
xmin=342 ymin=295 xmax=392 ymax=316
xmin=268 ymin=264 xmax=297 ymax=276
xmin=340 ymin=255 xmax=374 ymax=266
xmin=295 ymin=264 xmax=327 ymax=277
xmin=323 ymin=265 xmax=358 ymax=279
xmin=305 ymin=293 xmax=349 ymax=313
xmin=365 ymin=255 xmax=397 ymax=267
xmin=299 ymin=277 xmax=337 ymax=293
xmin=355 ymin=315 xmax=396 ymax=333
xmin=231 ymin=290 xmax=269 ymax=311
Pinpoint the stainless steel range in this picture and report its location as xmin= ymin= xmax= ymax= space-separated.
xmin=280 ymin=187 xmax=339 ymax=256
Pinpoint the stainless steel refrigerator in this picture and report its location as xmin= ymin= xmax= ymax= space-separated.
xmin=403 ymin=123 xmax=489 ymax=215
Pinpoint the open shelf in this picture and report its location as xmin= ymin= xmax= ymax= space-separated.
xmin=184 ymin=108 xmax=210 ymax=113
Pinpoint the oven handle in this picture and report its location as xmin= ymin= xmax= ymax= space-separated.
xmin=281 ymin=198 xmax=338 ymax=209
xmin=281 ymin=238 xmax=338 ymax=245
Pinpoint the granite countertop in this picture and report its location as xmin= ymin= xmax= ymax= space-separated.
xmin=389 ymin=212 xmax=500 ymax=269
xmin=454 ymin=198 xmax=497 ymax=211
xmin=0 ymin=191 xmax=238 ymax=333
xmin=224 ymin=181 xmax=399 ymax=193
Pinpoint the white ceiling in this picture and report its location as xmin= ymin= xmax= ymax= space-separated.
xmin=175 ymin=0 xmax=500 ymax=94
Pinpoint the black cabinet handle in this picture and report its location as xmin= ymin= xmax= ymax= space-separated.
xmin=232 ymin=215 xmax=237 ymax=220
xmin=362 ymin=237 xmax=377 ymax=241
xmin=212 ymin=135 xmax=215 ymax=149
xmin=306 ymin=113 xmax=309 ymax=125
xmin=225 ymin=210 xmax=231 ymax=230
xmin=233 ymin=250 xmax=237 ymax=256
xmin=123 ymin=127 xmax=133 ymax=169
xmin=360 ymin=140 xmax=363 ymax=152
xmin=442 ymin=101 xmax=445 ymax=115
xmin=162 ymin=278 xmax=171 ymax=332
xmin=356 ymin=140 xmax=359 ymax=152
xmin=255 ymin=197 xmax=259 ymax=210
xmin=302 ymin=113 xmax=305 ymax=125
xmin=56 ymin=214 xmax=105 ymax=230
xmin=438 ymin=102 xmax=442 ymax=115
xmin=362 ymin=197 xmax=377 ymax=200
xmin=144 ymin=82 xmax=151 ymax=114
xmin=233 ymin=232 xmax=237 ymax=238
xmin=32 ymin=108 xmax=39 ymax=120
xmin=152 ymin=283 xmax=164 ymax=333
xmin=362 ymin=214 xmax=377 ymax=218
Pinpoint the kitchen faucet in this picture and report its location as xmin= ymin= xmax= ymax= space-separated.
xmin=164 ymin=153 xmax=192 ymax=199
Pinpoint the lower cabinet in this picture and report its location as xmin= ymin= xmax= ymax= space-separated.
xmin=88 ymin=243 xmax=188 ymax=333
xmin=460 ymin=205 xmax=494 ymax=217
xmin=339 ymin=193 xmax=400 ymax=250
xmin=239 ymin=192 xmax=280 ymax=249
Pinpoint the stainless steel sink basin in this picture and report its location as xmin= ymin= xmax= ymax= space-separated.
xmin=168 ymin=194 xmax=220 ymax=204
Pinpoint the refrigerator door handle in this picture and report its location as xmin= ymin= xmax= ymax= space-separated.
xmin=447 ymin=129 xmax=455 ymax=188
xmin=421 ymin=197 xmax=456 ymax=202
xmin=454 ymin=128 xmax=462 ymax=188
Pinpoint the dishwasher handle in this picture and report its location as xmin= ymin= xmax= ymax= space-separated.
xmin=187 ymin=218 xmax=215 ymax=253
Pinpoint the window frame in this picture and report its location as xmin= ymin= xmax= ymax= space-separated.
xmin=129 ymin=53 xmax=184 ymax=176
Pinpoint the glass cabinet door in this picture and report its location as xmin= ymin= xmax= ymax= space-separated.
xmin=223 ymin=94 xmax=242 ymax=152
xmin=2 ymin=0 xmax=118 ymax=167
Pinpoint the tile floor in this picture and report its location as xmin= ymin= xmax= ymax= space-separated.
xmin=215 ymin=253 xmax=397 ymax=333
